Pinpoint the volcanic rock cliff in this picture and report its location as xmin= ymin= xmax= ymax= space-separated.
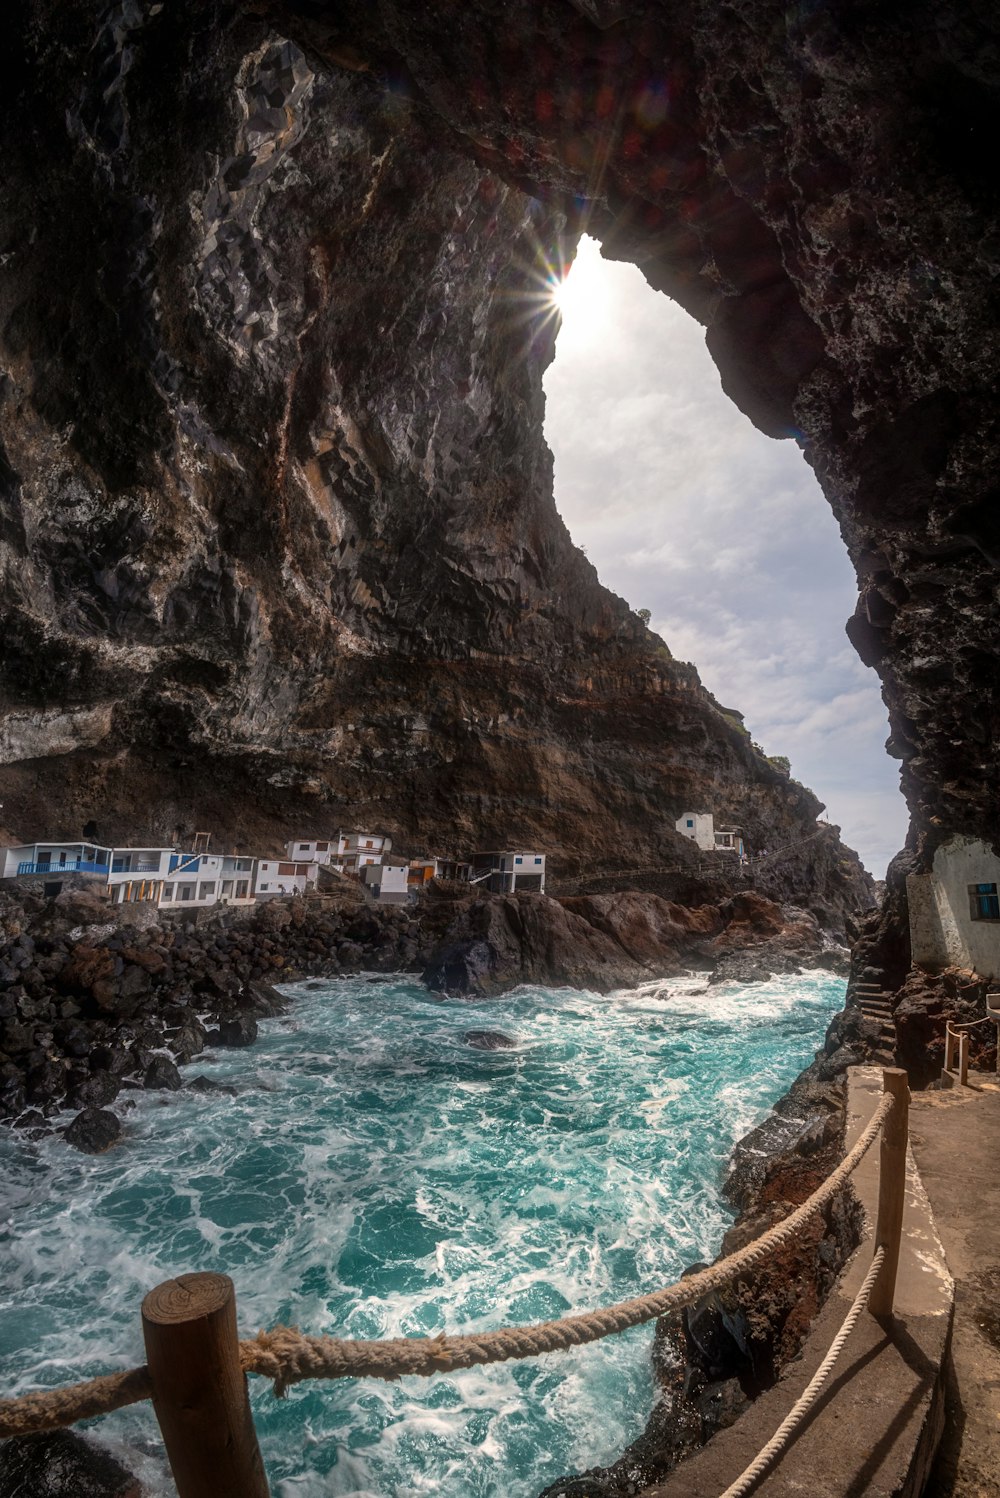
xmin=2 ymin=1 xmax=994 ymax=901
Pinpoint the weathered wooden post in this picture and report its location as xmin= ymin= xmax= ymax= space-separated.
xmin=958 ymin=1030 xmax=969 ymax=1087
xmin=870 ymin=1067 xmax=909 ymax=1320
xmin=142 ymin=1273 xmax=270 ymax=1498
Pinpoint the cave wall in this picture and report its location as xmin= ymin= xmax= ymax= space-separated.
xmin=279 ymin=0 xmax=999 ymax=862
xmin=3 ymin=0 xmax=994 ymax=897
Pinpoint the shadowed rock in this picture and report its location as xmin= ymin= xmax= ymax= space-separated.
xmin=463 ymin=1029 xmax=518 ymax=1050
xmin=64 ymin=1108 xmax=121 ymax=1154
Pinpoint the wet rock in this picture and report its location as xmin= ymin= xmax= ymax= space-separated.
xmin=215 ymin=1014 xmax=258 ymax=1047
xmin=0 ymin=1430 xmax=142 ymax=1497
xmin=64 ymin=1108 xmax=122 ymax=1154
xmin=68 ymin=1069 xmax=121 ymax=1109
xmin=463 ymin=1029 xmax=518 ymax=1050
xmin=187 ymin=1074 xmax=238 ymax=1095
xmin=143 ymin=1056 xmax=182 ymax=1090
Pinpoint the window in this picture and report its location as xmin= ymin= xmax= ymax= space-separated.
xmin=317 ymin=841 xmax=328 ymax=852
xmin=278 ymin=862 xmax=296 ymax=876
xmin=969 ymin=883 xmax=1000 ymax=921
xmin=515 ymin=857 xmax=523 ymax=865
xmin=686 ymin=819 xmax=694 ymax=828
xmin=259 ymin=883 xmax=270 ymax=891
xmin=162 ymin=884 xmax=174 ymax=901
xmin=366 ymin=840 xmax=374 ymax=848
xmin=535 ymin=857 xmax=542 ymax=864
xmin=179 ymin=884 xmax=195 ymax=901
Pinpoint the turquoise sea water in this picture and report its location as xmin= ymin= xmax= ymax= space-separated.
xmin=0 ymin=971 xmax=844 ymax=1496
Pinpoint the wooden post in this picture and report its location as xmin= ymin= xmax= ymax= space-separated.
xmin=870 ymin=1068 xmax=909 ymax=1320
xmin=142 ymin=1273 xmax=270 ymax=1498
xmin=958 ymin=1031 xmax=969 ymax=1087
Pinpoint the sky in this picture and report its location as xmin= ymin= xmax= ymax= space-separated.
xmin=542 ymin=236 xmax=908 ymax=878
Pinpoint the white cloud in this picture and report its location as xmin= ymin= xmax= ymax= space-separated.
xmin=544 ymin=237 xmax=909 ymax=876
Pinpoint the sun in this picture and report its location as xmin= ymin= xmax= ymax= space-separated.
xmin=547 ymin=237 xmax=613 ymax=343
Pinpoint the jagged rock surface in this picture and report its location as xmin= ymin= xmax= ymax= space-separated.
xmin=0 ymin=2 xmax=906 ymax=912
xmin=423 ymin=886 xmax=846 ymax=996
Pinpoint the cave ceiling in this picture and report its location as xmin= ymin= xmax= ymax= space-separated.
xmin=0 ymin=0 xmax=996 ymax=869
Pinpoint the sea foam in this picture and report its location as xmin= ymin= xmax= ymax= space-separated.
xmin=0 ymin=970 xmax=845 ymax=1496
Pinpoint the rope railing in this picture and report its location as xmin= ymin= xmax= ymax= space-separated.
xmin=0 ymin=1070 xmax=910 ymax=1498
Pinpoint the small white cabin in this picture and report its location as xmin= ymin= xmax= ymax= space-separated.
xmin=255 ymin=859 xmax=319 ymax=901
xmin=470 ymin=851 xmax=546 ymax=894
xmin=675 ymin=813 xmax=717 ymax=852
xmin=907 ymin=835 xmax=1000 ymax=980
xmin=675 ymin=814 xmax=745 ymax=858
xmin=361 ymin=861 xmax=410 ymax=904
xmin=158 ymin=852 xmax=225 ymax=910
xmin=284 ymin=838 xmax=338 ymax=866
xmin=338 ymin=831 xmax=393 ymax=871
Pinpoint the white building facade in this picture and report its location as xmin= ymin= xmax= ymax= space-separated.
xmin=1 ymin=842 xmax=176 ymax=904
xmin=675 ymin=813 xmax=745 ymax=858
xmin=361 ymin=861 xmax=410 ymax=903
xmin=471 ymin=851 xmax=546 ymax=894
xmin=255 ymin=858 xmax=320 ymax=900
xmin=907 ymin=835 xmax=1000 ymax=980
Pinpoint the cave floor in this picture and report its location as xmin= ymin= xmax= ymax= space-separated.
xmin=911 ymin=1081 xmax=1000 ymax=1498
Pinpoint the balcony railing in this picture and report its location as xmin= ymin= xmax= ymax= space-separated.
xmin=111 ymin=861 xmax=163 ymax=874
xmin=16 ymin=859 xmax=110 ymax=877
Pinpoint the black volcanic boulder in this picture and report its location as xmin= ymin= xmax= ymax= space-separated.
xmin=68 ymin=1069 xmax=121 ymax=1109
xmin=65 ymin=1108 xmax=121 ymax=1154
xmin=144 ymin=1056 xmax=182 ymax=1090
xmin=0 ymin=1430 xmax=141 ymax=1497
xmin=464 ymin=1030 xmax=518 ymax=1050
xmin=216 ymin=1014 xmax=258 ymax=1047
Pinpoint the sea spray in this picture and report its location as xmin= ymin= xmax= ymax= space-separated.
xmin=0 ymin=971 xmax=845 ymax=1496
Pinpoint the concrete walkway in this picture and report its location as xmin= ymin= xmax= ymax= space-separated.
xmin=647 ymin=1068 xmax=954 ymax=1498
xmin=911 ymin=1081 xmax=1000 ymax=1498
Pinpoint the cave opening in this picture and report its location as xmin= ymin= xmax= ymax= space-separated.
xmin=543 ymin=237 xmax=908 ymax=878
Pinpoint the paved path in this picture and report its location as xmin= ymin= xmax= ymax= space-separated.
xmin=648 ymin=1069 xmax=953 ymax=1498
xmin=910 ymin=1081 xmax=1000 ymax=1498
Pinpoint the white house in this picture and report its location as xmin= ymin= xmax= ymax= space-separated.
xmin=907 ymin=835 xmax=1000 ymax=980
xmin=219 ymin=855 xmax=257 ymax=905
xmin=283 ymin=838 xmax=338 ymax=866
xmin=676 ymin=813 xmax=717 ymax=852
xmin=360 ymin=860 xmax=410 ymax=904
xmin=675 ymin=813 xmax=745 ymax=858
xmin=470 ymin=851 xmax=546 ymax=894
xmin=255 ymin=858 xmax=320 ymax=901
xmin=158 ymin=852 xmax=225 ymax=910
xmin=2 ymin=841 xmax=176 ymax=904
xmin=338 ymin=831 xmax=392 ymax=872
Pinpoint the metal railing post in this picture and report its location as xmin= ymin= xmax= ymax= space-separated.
xmin=869 ymin=1068 xmax=909 ymax=1320
xmin=142 ymin=1273 xmax=270 ymax=1498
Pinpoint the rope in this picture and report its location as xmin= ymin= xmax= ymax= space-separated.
xmin=0 ymin=1366 xmax=152 ymax=1439
xmin=946 ymin=1015 xmax=996 ymax=1031
xmin=0 ymin=1093 xmax=894 ymax=1428
xmin=719 ymin=1245 xmax=886 ymax=1498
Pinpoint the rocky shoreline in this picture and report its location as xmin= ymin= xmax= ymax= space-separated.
xmin=0 ymin=877 xmax=861 ymax=1496
xmin=0 ymin=878 xmax=851 ymax=1149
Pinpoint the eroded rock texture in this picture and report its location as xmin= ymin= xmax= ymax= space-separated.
xmin=2 ymin=1 xmax=994 ymax=882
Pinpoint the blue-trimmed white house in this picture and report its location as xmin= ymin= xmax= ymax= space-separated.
xmin=1 ymin=841 xmax=176 ymax=904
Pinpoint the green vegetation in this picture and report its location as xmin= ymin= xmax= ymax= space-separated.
xmin=636 ymin=607 xmax=651 ymax=625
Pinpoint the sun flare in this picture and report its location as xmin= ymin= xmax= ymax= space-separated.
xmin=548 ymin=237 xmax=613 ymax=343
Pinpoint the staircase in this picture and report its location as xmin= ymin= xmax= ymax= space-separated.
xmin=851 ymin=982 xmax=897 ymax=1065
